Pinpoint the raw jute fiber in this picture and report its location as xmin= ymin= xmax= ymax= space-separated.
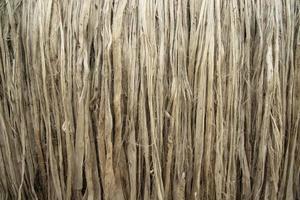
xmin=0 ymin=0 xmax=300 ymax=199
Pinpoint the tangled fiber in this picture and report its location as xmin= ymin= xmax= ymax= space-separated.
xmin=0 ymin=0 xmax=300 ymax=199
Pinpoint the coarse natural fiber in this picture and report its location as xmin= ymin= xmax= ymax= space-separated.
xmin=0 ymin=0 xmax=300 ymax=199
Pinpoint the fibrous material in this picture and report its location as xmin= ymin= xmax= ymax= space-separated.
xmin=0 ymin=0 xmax=300 ymax=199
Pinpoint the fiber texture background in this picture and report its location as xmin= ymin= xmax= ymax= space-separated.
xmin=0 ymin=0 xmax=300 ymax=199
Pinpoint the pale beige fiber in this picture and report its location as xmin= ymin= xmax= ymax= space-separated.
xmin=0 ymin=0 xmax=300 ymax=199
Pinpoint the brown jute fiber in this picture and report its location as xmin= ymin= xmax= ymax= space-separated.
xmin=0 ymin=0 xmax=300 ymax=199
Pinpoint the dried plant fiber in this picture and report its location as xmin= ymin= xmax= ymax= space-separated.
xmin=0 ymin=0 xmax=300 ymax=199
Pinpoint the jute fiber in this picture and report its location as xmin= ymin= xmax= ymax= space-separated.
xmin=0 ymin=0 xmax=300 ymax=199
